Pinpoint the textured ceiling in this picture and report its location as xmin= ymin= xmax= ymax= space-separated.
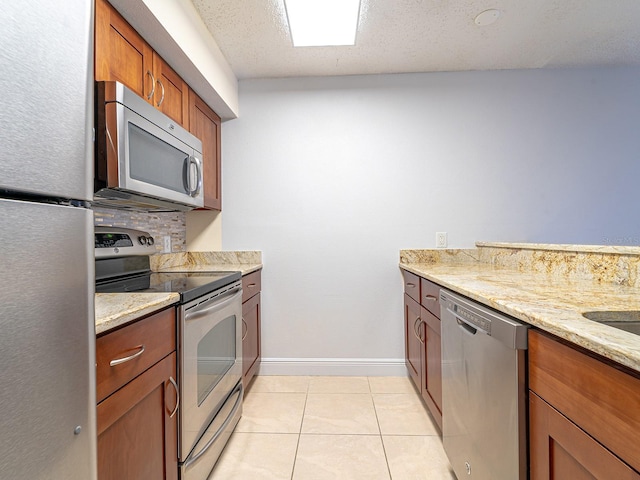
xmin=191 ymin=0 xmax=640 ymax=79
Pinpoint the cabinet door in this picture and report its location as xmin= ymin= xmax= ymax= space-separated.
xmin=97 ymin=353 xmax=179 ymax=480
xmin=242 ymin=292 xmax=261 ymax=386
xmin=153 ymin=53 xmax=189 ymax=128
xmin=95 ymin=0 xmax=153 ymax=100
xmin=189 ymin=89 xmax=222 ymax=210
xmin=404 ymin=294 xmax=422 ymax=392
xmin=530 ymin=392 xmax=639 ymax=480
xmin=422 ymin=306 xmax=442 ymax=430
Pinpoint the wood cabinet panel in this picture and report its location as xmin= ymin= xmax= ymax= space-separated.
xmin=404 ymin=293 xmax=422 ymax=392
xmin=189 ymin=89 xmax=221 ymax=210
xmin=403 ymin=274 xmax=443 ymax=431
xmin=529 ymin=330 xmax=640 ymax=473
xmin=242 ymin=292 xmax=261 ymax=384
xmin=403 ymin=271 xmax=420 ymax=303
xmin=242 ymin=270 xmax=261 ymax=303
xmin=422 ymin=306 xmax=442 ymax=428
xmin=153 ymin=53 xmax=189 ymax=128
xmin=420 ymin=277 xmax=440 ymax=317
xmin=97 ymin=352 xmax=178 ymax=480
xmin=96 ymin=308 xmax=176 ymax=403
xmin=95 ymin=0 xmax=153 ymax=99
xmin=530 ymin=392 xmax=639 ymax=480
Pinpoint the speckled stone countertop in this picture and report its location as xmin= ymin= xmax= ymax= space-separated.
xmin=400 ymin=243 xmax=640 ymax=373
xmin=95 ymin=251 xmax=262 ymax=335
xmin=95 ymin=293 xmax=180 ymax=335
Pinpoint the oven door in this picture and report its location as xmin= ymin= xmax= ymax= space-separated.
xmin=179 ymin=284 xmax=243 ymax=461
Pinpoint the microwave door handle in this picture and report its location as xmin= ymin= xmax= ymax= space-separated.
xmin=190 ymin=156 xmax=202 ymax=197
xmin=184 ymin=156 xmax=202 ymax=197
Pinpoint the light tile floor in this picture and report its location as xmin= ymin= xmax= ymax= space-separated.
xmin=209 ymin=376 xmax=456 ymax=479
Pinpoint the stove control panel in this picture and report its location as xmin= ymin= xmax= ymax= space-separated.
xmin=95 ymin=227 xmax=156 ymax=258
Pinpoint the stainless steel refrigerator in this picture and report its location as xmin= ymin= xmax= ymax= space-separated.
xmin=0 ymin=1 xmax=97 ymax=478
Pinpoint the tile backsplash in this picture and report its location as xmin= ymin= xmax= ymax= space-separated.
xmin=93 ymin=207 xmax=186 ymax=253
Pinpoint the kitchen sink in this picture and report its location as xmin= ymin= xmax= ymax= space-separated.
xmin=582 ymin=311 xmax=640 ymax=335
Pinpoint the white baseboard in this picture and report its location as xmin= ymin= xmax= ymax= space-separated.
xmin=257 ymin=357 xmax=407 ymax=377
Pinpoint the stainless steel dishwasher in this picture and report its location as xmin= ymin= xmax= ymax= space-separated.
xmin=440 ymin=289 xmax=529 ymax=480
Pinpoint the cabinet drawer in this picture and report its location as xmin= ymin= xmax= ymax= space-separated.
xmin=529 ymin=330 xmax=640 ymax=473
xmin=403 ymin=271 xmax=420 ymax=303
xmin=420 ymin=278 xmax=441 ymax=317
xmin=96 ymin=308 xmax=176 ymax=403
xmin=242 ymin=270 xmax=261 ymax=303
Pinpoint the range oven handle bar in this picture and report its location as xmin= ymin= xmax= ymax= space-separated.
xmin=185 ymin=287 xmax=242 ymax=322
xmin=183 ymin=382 xmax=243 ymax=469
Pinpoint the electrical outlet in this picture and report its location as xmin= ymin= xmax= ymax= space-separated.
xmin=163 ymin=236 xmax=171 ymax=253
xmin=436 ymin=232 xmax=447 ymax=248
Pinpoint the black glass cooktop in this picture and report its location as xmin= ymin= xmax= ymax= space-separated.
xmin=95 ymin=256 xmax=241 ymax=303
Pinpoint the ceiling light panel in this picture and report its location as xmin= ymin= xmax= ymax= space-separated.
xmin=284 ymin=0 xmax=361 ymax=47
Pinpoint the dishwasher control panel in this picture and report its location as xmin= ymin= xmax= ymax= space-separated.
xmin=452 ymin=303 xmax=491 ymax=333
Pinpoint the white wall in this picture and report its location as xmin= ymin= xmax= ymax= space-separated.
xmin=221 ymin=68 xmax=640 ymax=375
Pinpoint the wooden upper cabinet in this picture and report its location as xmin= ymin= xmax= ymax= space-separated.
xmin=95 ymin=0 xmax=189 ymax=128
xmin=189 ymin=89 xmax=222 ymax=210
xmin=95 ymin=0 xmax=153 ymax=99
xmin=153 ymin=54 xmax=189 ymax=128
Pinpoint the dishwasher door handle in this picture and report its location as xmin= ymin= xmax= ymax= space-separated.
xmin=456 ymin=317 xmax=478 ymax=335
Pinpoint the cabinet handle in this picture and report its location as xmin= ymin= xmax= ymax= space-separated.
xmin=109 ymin=345 xmax=145 ymax=367
xmin=156 ymin=79 xmax=165 ymax=107
xmin=413 ymin=317 xmax=424 ymax=344
xmin=167 ymin=376 xmax=179 ymax=418
xmin=423 ymin=295 xmax=437 ymax=301
xmin=241 ymin=318 xmax=248 ymax=341
xmin=406 ymin=283 xmax=416 ymax=288
xmin=247 ymin=283 xmax=256 ymax=288
xmin=146 ymin=70 xmax=156 ymax=100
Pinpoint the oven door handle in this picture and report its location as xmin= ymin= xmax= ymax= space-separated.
xmin=185 ymin=287 xmax=242 ymax=322
xmin=183 ymin=382 xmax=243 ymax=469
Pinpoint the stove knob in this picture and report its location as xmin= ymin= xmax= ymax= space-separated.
xmin=138 ymin=236 xmax=147 ymax=245
xmin=147 ymin=237 xmax=155 ymax=246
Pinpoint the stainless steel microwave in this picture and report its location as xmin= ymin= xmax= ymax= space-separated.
xmin=94 ymin=81 xmax=204 ymax=211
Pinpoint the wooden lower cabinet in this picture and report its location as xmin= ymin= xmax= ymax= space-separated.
xmin=422 ymin=306 xmax=442 ymax=421
xmin=402 ymin=271 xmax=443 ymax=430
xmin=530 ymin=392 xmax=639 ymax=480
xmin=96 ymin=307 xmax=178 ymax=480
xmin=97 ymin=353 xmax=178 ymax=480
xmin=404 ymin=293 xmax=422 ymax=390
xmin=242 ymin=292 xmax=261 ymax=383
xmin=529 ymin=330 xmax=640 ymax=479
xmin=241 ymin=270 xmax=262 ymax=387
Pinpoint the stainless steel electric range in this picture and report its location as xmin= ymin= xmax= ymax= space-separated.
xmin=95 ymin=227 xmax=243 ymax=480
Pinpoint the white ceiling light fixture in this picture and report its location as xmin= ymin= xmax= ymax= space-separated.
xmin=284 ymin=0 xmax=361 ymax=47
xmin=474 ymin=9 xmax=501 ymax=26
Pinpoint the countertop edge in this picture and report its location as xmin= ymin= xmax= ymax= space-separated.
xmin=95 ymin=293 xmax=180 ymax=336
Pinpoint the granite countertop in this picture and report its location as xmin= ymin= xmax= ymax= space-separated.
xmin=95 ymin=293 xmax=179 ymax=335
xmin=400 ymin=243 xmax=640 ymax=373
xmin=95 ymin=251 xmax=263 ymax=335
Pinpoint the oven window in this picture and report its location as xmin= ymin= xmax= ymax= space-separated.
xmin=197 ymin=313 xmax=236 ymax=406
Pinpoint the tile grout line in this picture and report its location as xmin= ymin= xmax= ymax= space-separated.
xmin=368 ymin=377 xmax=394 ymax=480
xmin=290 ymin=381 xmax=309 ymax=480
